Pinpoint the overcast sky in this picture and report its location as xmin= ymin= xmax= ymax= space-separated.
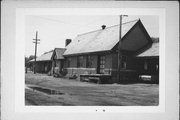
xmin=25 ymin=15 xmax=159 ymax=57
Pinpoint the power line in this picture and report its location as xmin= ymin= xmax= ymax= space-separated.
xmin=34 ymin=16 xmax=119 ymax=30
xmin=35 ymin=16 xmax=85 ymax=26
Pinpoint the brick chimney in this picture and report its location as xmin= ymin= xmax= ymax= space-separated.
xmin=101 ymin=25 xmax=106 ymax=30
xmin=65 ymin=39 xmax=72 ymax=47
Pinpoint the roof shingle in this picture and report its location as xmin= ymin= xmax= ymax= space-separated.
xmin=64 ymin=19 xmax=139 ymax=56
xmin=53 ymin=48 xmax=66 ymax=59
xmin=137 ymin=42 xmax=159 ymax=57
xmin=30 ymin=50 xmax=53 ymax=62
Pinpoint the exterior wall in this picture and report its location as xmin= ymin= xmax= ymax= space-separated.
xmin=135 ymin=57 xmax=159 ymax=75
xmin=90 ymin=55 xmax=98 ymax=68
xmin=64 ymin=53 xmax=159 ymax=84
xmin=52 ymin=59 xmax=64 ymax=74
xmin=126 ymin=56 xmax=136 ymax=70
xmin=36 ymin=61 xmax=52 ymax=73
xmin=64 ymin=54 xmax=113 ymax=81
xmin=135 ymin=57 xmax=159 ymax=83
xmin=64 ymin=55 xmax=97 ymax=80
xmin=111 ymin=53 xmax=140 ymax=83
xmin=63 ymin=52 xmax=159 ymax=83
xmin=121 ymin=23 xmax=151 ymax=52
xmin=111 ymin=52 xmax=159 ymax=83
xmin=104 ymin=54 xmax=112 ymax=75
xmin=70 ymin=56 xmax=77 ymax=67
xmin=56 ymin=60 xmax=61 ymax=68
xmin=65 ymin=68 xmax=97 ymax=79
xmin=111 ymin=53 xmax=118 ymax=83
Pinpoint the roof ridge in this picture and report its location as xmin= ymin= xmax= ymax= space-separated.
xmin=54 ymin=47 xmax=66 ymax=49
xmin=122 ymin=19 xmax=139 ymax=25
xmin=77 ymin=19 xmax=139 ymax=36
xmin=43 ymin=50 xmax=54 ymax=54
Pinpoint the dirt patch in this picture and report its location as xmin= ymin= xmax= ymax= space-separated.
xmin=25 ymin=89 xmax=71 ymax=106
xmin=25 ymin=73 xmax=159 ymax=106
xmin=27 ymin=86 xmax=64 ymax=95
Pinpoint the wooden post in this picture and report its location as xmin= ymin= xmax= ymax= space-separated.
xmin=117 ymin=15 xmax=122 ymax=83
xmin=117 ymin=15 xmax=128 ymax=83
xmin=33 ymin=31 xmax=40 ymax=74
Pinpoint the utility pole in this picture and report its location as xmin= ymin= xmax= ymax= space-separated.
xmin=117 ymin=15 xmax=128 ymax=83
xmin=33 ymin=31 xmax=40 ymax=74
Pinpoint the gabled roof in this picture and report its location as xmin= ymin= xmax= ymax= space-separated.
xmin=51 ymin=48 xmax=66 ymax=60
xmin=137 ymin=42 xmax=159 ymax=57
xmin=30 ymin=50 xmax=53 ymax=62
xmin=64 ymin=19 xmax=140 ymax=56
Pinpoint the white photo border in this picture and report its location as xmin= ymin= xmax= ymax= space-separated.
xmin=2 ymin=1 xmax=179 ymax=120
xmin=15 ymin=8 xmax=165 ymax=113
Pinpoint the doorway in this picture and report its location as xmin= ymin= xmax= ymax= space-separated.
xmin=97 ymin=55 xmax=105 ymax=74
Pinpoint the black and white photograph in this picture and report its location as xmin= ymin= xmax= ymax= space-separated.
xmin=1 ymin=1 xmax=179 ymax=120
xmin=25 ymin=15 xmax=159 ymax=106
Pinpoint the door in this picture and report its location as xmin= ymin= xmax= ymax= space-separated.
xmin=97 ymin=55 xmax=105 ymax=74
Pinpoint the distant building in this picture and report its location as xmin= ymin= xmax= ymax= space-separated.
xmin=51 ymin=48 xmax=66 ymax=76
xmin=29 ymin=48 xmax=66 ymax=74
xmin=29 ymin=50 xmax=53 ymax=73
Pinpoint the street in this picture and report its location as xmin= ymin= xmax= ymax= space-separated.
xmin=25 ymin=72 xmax=159 ymax=106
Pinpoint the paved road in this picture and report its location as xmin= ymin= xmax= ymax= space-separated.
xmin=25 ymin=72 xmax=159 ymax=106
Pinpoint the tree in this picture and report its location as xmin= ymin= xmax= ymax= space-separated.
xmin=28 ymin=55 xmax=36 ymax=61
xmin=25 ymin=55 xmax=36 ymax=67
xmin=25 ymin=56 xmax=29 ymax=67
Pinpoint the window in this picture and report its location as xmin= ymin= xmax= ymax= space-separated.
xmin=121 ymin=55 xmax=127 ymax=69
xmin=67 ymin=58 xmax=71 ymax=67
xmin=86 ymin=55 xmax=92 ymax=68
xmin=77 ymin=56 xmax=84 ymax=68
xmin=144 ymin=61 xmax=148 ymax=70
xmin=99 ymin=55 xmax=105 ymax=74
xmin=156 ymin=64 xmax=159 ymax=71
xmin=55 ymin=61 xmax=60 ymax=67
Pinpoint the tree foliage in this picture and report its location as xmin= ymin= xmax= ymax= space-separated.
xmin=25 ymin=55 xmax=36 ymax=67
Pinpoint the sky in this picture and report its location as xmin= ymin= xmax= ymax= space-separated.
xmin=25 ymin=15 xmax=159 ymax=57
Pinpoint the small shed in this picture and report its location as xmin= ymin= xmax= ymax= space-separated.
xmin=51 ymin=48 xmax=66 ymax=76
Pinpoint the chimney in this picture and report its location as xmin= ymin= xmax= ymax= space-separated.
xmin=65 ymin=39 xmax=72 ymax=47
xmin=101 ymin=25 xmax=106 ymax=30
